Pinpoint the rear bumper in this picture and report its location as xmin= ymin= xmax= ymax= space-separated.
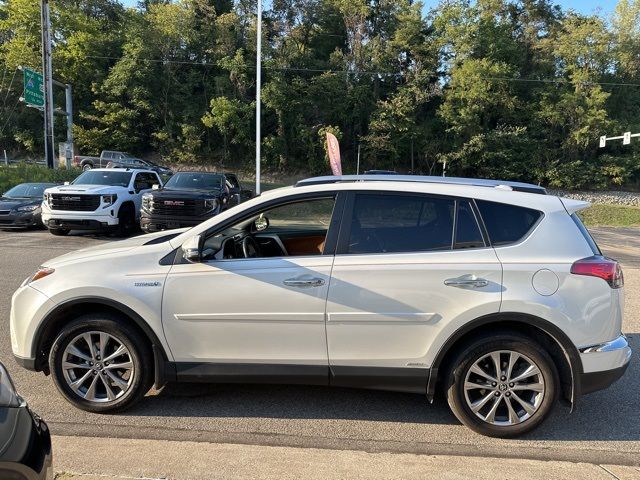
xmin=579 ymin=362 xmax=630 ymax=395
xmin=578 ymin=334 xmax=632 ymax=395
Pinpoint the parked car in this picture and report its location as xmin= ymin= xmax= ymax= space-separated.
xmin=363 ymin=169 xmax=400 ymax=175
xmin=73 ymin=150 xmax=139 ymax=171
xmin=106 ymin=157 xmax=173 ymax=177
xmin=0 ymin=362 xmax=52 ymax=480
xmin=0 ymin=183 xmax=57 ymax=229
xmin=42 ymin=168 xmax=163 ymax=236
xmin=10 ymin=174 xmax=631 ymax=437
xmin=140 ymin=171 xmax=251 ymax=233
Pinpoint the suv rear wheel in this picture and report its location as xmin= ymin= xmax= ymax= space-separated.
xmin=48 ymin=314 xmax=153 ymax=413
xmin=446 ymin=333 xmax=558 ymax=437
xmin=49 ymin=228 xmax=70 ymax=236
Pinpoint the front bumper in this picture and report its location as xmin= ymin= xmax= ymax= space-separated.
xmin=45 ymin=217 xmax=114 ymax=231
xmin=578 ymin=334 xmax=632 ymax=395
xmin=140 ymin=212 xmax=213 ymax=232
xmin=42 ymin=207 xmax=120 ymax=230
xmin=0 ymin=211 xmax=42 ymax=229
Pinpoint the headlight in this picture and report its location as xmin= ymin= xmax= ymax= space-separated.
xmin=204 ymin=198 xmax=218 ymax=212
xmin=28 ymin=266 xmax=55 ymax=284
xmin=101 ymin=194 xmax=118 ymax=207
xmin=16 ymin=204 xmax=40 ymax=212
xmin=0 ymin=363 xmax=20 ymax=407
xmin=142 ymin=194 xmax=153 ymax=211
xmin=44 ymin=192 xmax=52 ymax=206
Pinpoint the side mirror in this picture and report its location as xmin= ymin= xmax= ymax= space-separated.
xmin=64 ymin=181 xmax=70 ymax=185
xmin=182 ymin=234 xmax=202 ymax=263
xmin=152 ymin=184 xmax=160 ymax=190
xmin=254 ymin=214 xmax=269 ymax=232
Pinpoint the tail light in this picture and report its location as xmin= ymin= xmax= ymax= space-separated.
xmin=570 ymin=256 xmax=624 ymax=288
xmin=73 ymin=155 xmax=80 ymax=165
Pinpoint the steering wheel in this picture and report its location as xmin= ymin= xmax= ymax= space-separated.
xmin=242 ymin=236 xmax=261 ymax=258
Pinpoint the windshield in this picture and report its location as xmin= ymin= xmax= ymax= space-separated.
xmin=3 ymin=183 xmax=51 ymax=198
xmin=164 ymin=173 xmax=223 ymax=191
xmin=73 ymin=171 xmax=132 ymax=187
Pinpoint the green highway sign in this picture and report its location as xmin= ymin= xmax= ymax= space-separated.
xmin=23 ymin=67 xmax=44 ymax=108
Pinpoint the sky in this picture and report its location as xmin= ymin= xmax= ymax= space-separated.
xmin=119 ymin=0 xmax=618 ymax=17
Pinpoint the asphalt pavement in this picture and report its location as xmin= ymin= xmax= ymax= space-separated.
xmin=0 ymin=228 xmax=638 ymax=468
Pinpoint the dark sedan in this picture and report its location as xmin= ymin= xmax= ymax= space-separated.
xmin=0 ymin=183 xmax=57 ymax=229
xmin=0 ymin=362 xmax=52 ymax=480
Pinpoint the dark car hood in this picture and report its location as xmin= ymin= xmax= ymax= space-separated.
xmin=150 ymin=188 xmax=223 ymax=200
xmin=0 ymin=197 xmax=41 ymax=210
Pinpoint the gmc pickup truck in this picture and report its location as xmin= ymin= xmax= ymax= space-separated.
xmin=42 ymin=168 xmax=163 ymax=236
xmin=140 ymin=171 xmax=252 ymax=232
xmin=73 ymin=151 xmax=139 ymax=171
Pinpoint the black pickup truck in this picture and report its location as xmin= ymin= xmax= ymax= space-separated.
xmin=140 ymin=171 xmax=252 ymax=232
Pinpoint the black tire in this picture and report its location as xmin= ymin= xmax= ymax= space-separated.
xmin=82 ymin=163 xmax=93 ymax=171
xmin=49 ymin=228 xmax=70 ymax=236
xmin=48 ymin=314 xmax=153 ymax=413
xmin=115 ymin=203 xmax=136 ymax=237
xmin=446 ymin=332 xmax=558 ymax=438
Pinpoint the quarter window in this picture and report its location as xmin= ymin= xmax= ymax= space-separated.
xmin=476 ymin=200 xmax=542 ymax=246
xmin=347 ymin=193 xmax=455 ymax=254
xmin=455 ymin=201 xmax=484 ymax=249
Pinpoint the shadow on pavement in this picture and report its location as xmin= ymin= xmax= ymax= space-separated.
xmin=121 ymin=333 xmax=638 ymax=441
xmin=127 ymin=381 xmax=457 ymax=426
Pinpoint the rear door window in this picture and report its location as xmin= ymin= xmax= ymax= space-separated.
xmin=347 ymin=193 xmax=455 ymax=254
xmin=476 ymin=200 xmax=542 ymax=246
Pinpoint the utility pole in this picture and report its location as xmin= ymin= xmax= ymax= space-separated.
xmin=255 ymin=0 xmax=262 ymax=195
xmin=40 ymin=0 xmax=55 ymax=169
xmin=599 ymin=131 xmax=640 ymax=148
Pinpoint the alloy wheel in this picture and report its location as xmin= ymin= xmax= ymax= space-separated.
xmin=463 ymin=350 xmax=545 ymax=426
xmin=61 ymin=331 xmax=135 ymax=403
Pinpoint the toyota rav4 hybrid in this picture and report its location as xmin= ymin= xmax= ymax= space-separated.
xmin=41 ymin=168 xmax=162 ymax=236
xmin=10 ymin=175 xmax=631 ymax=437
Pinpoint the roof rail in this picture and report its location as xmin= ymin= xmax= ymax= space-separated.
xmin=294 ymin=175 xmax=547 ymax=195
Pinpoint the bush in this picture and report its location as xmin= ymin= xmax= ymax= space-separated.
xmin=0 ymin=164 xmax=81 ymax=194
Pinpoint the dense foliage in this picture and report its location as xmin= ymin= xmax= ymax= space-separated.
xmin=0 ymin=164 xmax=80 ymax=192
xmin=1 ymin=0 xmax=639 ymax=188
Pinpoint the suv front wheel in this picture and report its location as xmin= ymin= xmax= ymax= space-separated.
xmin=48 ymin=314 xmax=153 ymax=413
xmin=446 ymin=333 xmax=558 ymax=437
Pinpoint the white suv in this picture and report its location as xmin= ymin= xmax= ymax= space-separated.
xmin=41 ymin=168 xmax=162 ymax=236
xmin=11 ymin=175 xmax=631 ymax=437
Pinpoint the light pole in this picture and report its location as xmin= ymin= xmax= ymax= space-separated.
xmin=40 ymin=0 xmax=55 ymax=169
xmin=255 ymin=0 xmax=262 ymax=195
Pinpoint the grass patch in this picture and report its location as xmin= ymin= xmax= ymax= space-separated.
xmin=579 ymin=204 xmax=640 ymax=227
xmin=0 ymin=163 xmax=81 ymax=193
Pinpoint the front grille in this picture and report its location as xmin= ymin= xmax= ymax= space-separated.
xmin=0 ymin=210 xmax=10 ymax=215
xmin=149 ymin=198 xmax=203 ymax=217
xmin=50 ymin=194 xmax=101 ymax=211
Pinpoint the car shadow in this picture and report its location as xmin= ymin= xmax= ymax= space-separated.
xmin=126 ymin=381 xmax=457 ymax=426
xmin=121 ymin=333 xmax=638 ymax=441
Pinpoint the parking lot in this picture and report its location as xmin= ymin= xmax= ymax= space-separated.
xmin=0 ymin=227 xmax=638 ymax=467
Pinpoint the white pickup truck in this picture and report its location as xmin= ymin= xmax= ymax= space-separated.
xmin=41 ymin=168 xmax=162 ymax=236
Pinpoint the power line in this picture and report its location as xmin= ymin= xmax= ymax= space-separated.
xmin=0 ymin=89 xmax=25 ymax=138
xmin=1 ymin=23 xmax=36 ymax=109
xmin=83 ymin=55 xmax=640 ymax=87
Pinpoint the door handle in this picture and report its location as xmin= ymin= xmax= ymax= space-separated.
xmin=444 ymin=275 xmax=489 ymax=289
xmin=283 ymin=277 xmax=325 ymax=288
